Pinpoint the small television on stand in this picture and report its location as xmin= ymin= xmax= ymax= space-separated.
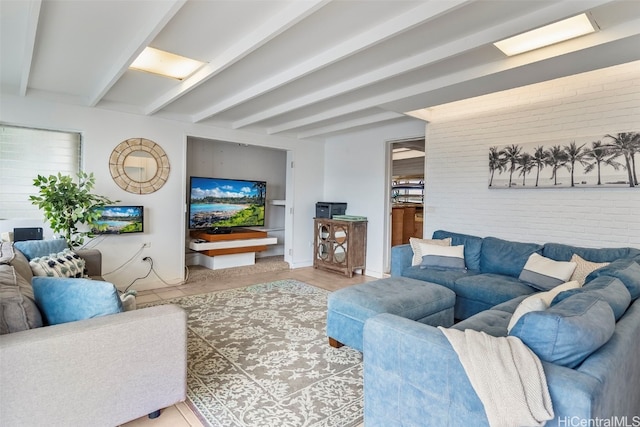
xmin=188 ymin=177 xmax=266 ymax=234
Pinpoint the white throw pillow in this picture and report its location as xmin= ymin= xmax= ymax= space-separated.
xmin=569 ymin=254 xmax=610 ymax=286
xmin=507 ymin=280 xmax=581 ymax=332
xmin=418 ymin=244 xmax=466 ymax=271
xmin=409 ymin=237 xmax=451 ymax=266
xmin=519 ymin=253 xmax=577 ymax=291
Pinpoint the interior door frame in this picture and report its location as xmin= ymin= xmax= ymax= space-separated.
xmin=383 ymin=135 xmax=426 ymax=274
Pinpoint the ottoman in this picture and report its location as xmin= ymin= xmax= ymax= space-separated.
xmin=326 ymin=277 xmax=455 ymax=352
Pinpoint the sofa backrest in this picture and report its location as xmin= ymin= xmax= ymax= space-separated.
xmin=479 ymin=237 xmax=543 ymax=278
xmin=542 ymin=243 xmax=640 ymax=263
xmin=432 ymin=230 xmax=483 ymax=271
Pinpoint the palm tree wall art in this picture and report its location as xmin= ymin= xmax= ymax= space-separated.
xmin=488 ymin=131 xmax=640 ymax=189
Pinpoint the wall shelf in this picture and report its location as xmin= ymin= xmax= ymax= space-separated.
xmin=392 ymin=176 xmax=424 ymax=205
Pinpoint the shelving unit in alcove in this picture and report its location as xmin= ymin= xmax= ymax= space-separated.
xmin=259 ymin=199 xmax=287 ymax=257
xmin=391 ymin=175 xmax=424 ymax=245
xmin=185 ymin=137 xmax=289 ymax=268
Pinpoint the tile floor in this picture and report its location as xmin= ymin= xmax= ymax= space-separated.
xmin=121 ymin=265 xmax=374 ymax=427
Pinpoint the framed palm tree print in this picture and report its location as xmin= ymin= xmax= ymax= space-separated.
xmin=489 ymin=132 xmax=639 ymax=189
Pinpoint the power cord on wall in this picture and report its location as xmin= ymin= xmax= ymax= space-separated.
xmin=123 ymin=257 xmax=191 ymax=293
xmin=123 ymin=257 xmax=153 ymax=293
xmin=78 ymin=234 xmax=107 ymax=250
xmin=101 ymin=243 xmax=146 ymax=277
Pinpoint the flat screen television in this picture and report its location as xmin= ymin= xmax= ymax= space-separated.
xmin=90 ymin=206 xmax=144 ymax=234
xmin=189 ymin=176 xmax=266 ymax=233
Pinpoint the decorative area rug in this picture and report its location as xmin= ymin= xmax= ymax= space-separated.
xmin=147 ymin=280 xmax=363 ymax=427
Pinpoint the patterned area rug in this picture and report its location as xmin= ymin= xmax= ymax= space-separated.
xmin=148 ymin=280 xmax=363 ymax=427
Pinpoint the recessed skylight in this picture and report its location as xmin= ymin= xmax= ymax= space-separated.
xmin=130 ymin=47 xmax=205 ymax=80
xmin=494 ymin=13 xmax=598 ymax=57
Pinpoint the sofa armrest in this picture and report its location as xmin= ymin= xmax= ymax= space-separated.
xmin=363 ymin=313 xmax=489 ymax=426
xmin=390 ymin=244 xmax=413 ymax=276
xmin=76 ymin=248 xmax=102 ymax=278
xmin=0 ymin=305 xmax=187 ymax=427
xmin=363 ymin=313 xmax=603 ymax=427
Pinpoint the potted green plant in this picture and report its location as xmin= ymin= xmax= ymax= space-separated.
xmin=29 ymin=171 xmax=118 ymax=248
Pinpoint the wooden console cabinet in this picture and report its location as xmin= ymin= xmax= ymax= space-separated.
xmin=313 ymin=218 xmax=367 ymax=277
xmin=188 ymin=229 xmax=278 ymax=270
xmin=190 ymin=229 xmax=271 ymax=256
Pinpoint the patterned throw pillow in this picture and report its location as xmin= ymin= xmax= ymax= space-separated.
xmin=569 ymin=254 xmax=609 ymax=286
xmin=409 ymin=237 xmax=452 ymax=266
xmin=29 ymin=249 xmax=86 ymax=278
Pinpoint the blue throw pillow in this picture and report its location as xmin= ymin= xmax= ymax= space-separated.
xmin=585 ymin=258 xmax=640 ymax=299
xmin=509 ymin=293 xmax=615 ymax=368
xmin=551 ymin=275 xmax=631 ymax=321
xmin=32 ymin=277 xmax=123 ymax=325
xmin=14 ymin=239 xmax=68 ymax=261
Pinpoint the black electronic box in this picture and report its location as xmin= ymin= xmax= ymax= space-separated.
xmin=315 ymin=202 xmax=347 ymax=219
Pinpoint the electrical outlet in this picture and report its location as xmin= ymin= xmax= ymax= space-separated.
xmin=142 ymin=242 xmax=151 ymax=248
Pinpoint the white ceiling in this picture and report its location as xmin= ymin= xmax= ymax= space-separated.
xmin=2 ymin=0 xmax=640 ymax=141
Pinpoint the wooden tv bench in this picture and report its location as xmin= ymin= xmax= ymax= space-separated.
xmin=188 ymin=229 xmax=277 ymax=269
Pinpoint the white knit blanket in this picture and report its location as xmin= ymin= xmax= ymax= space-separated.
xmin=439 ymin=327 xmax=554 ymax=427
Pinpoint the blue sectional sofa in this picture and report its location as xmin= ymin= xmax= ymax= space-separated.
xmin=365 ymin=230 xmax=640 ymax=426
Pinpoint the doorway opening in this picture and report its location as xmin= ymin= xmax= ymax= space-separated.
xmin=386 ymin=138 xmax=425 ymax=272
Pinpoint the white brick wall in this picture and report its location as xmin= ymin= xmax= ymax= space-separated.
xmin=425 ymin=60 xmax=640 ymax=249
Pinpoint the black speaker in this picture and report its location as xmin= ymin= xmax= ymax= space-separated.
xmin=13 ymin=227 xmax=43 ymax=242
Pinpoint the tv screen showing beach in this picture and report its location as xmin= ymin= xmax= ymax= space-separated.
xmin=91 ymin=206 xmax=144 ymax=234
xmin=189 ymin=177 xmax=266 ymax=229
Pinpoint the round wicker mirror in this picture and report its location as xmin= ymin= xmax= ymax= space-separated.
xmin=109 ymin=138 xmax=170 ymax=194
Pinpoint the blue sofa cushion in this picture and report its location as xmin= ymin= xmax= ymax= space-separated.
xmin=32 ymin=277 xmax=123 ymax=325
xmin=13 ymin=239 xmax=68 ymax=261
xmin=508 ymin=281 xmax=582 ymax=332
xmin=479 ymin=237 xmax=542 ymax=277
xmin=510 ymin=293 xmax=615 ymax=368
xmin=585 ymin=258 xmax=640 ymax=299
xmin=401 ymin=265 xmax=477 ymax=289
xmin=551 ymin=276 xmax=631 ymax=320
xmin=491 ymin=295 xmax=528 ymax=313
xmin=542 ymin=243 xmax=639 ymax=263
xmin=432 ymin=230 xmax=483 ymax=271
xmin=452 ymin=309 xmax=511 ymax=337
xmin=454 ymin=273 xmax=537 ymax=307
